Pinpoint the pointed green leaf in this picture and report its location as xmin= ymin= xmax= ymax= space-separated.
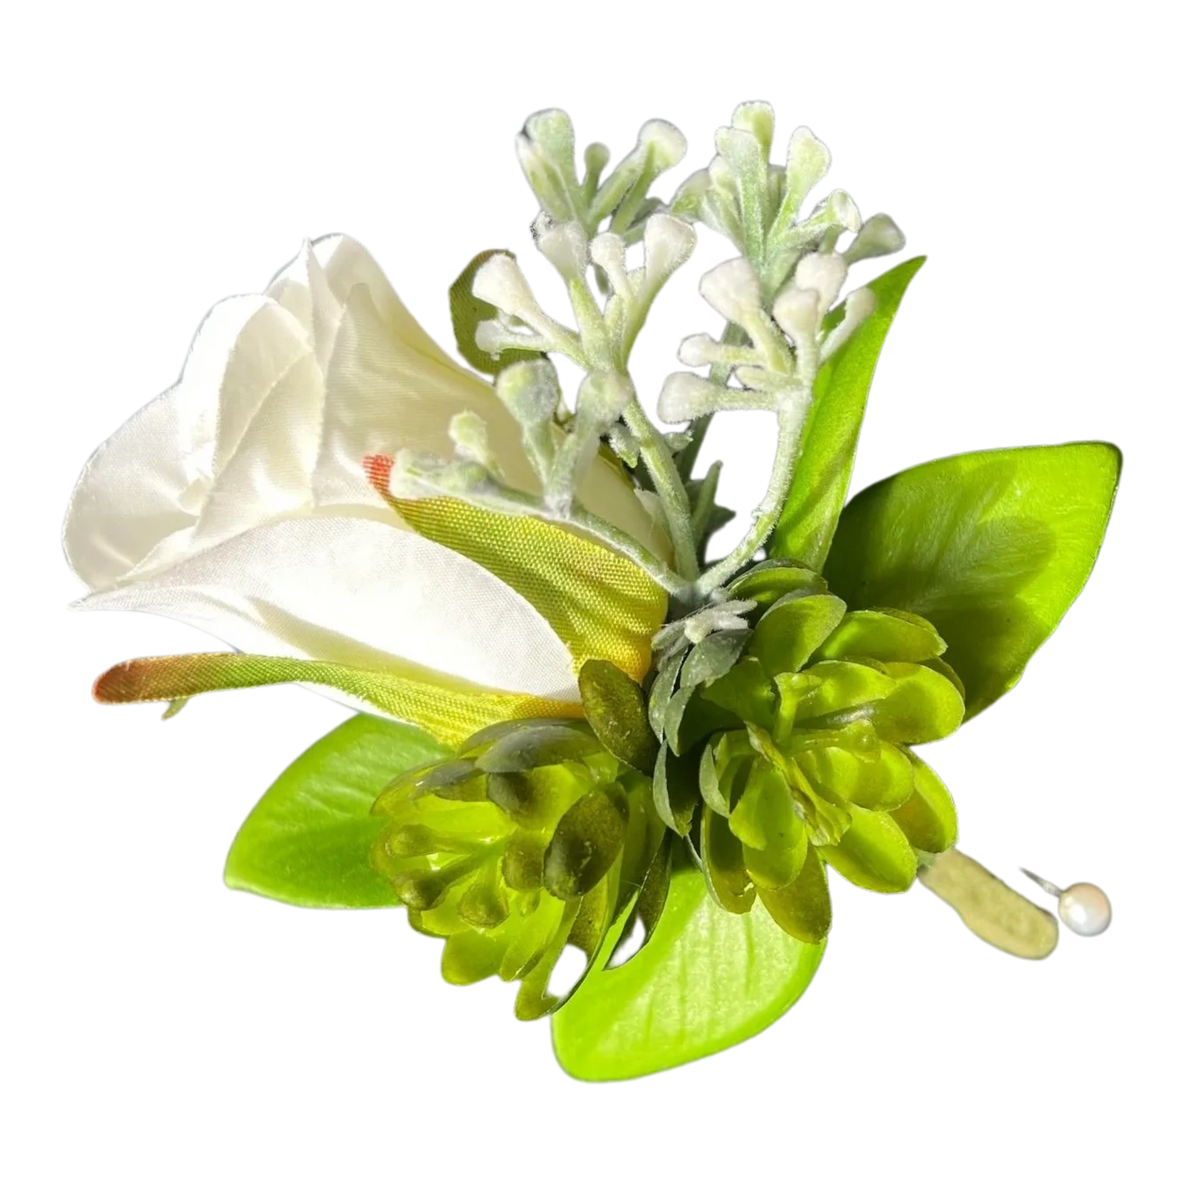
xmin=771 ymin=257 xmax=926 ymax=568
xmin=224 ymin=715 xmax=451 ymax=908
xmin=551 ymin=856 xmax=825 ymax=1080
xmin=579 ymin=659 xmax=659 ymax=773
xmin=652 ymin=743 xmax=699 ymax=836
xmin=606 ymin=833 xmax=672 ymax=970
xmin=824 ymin=443 xmax=1121 ymax=718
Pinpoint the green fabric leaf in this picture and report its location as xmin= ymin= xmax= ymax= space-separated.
xmin=579 ymin=659 xmax=659 ymax=773
xmin=824 ymin=443 xmax=1121 ymax=718
xmin=224 ymin=715 xmax=451 ymax=908
xmin=551 ymin=856 xmax=826 ymax=1081
xmin=771 ymin=257 xmax=926 ymax=568
xmin=449 ymin=249 xmax=538 ymax=375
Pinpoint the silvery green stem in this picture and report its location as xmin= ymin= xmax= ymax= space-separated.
xmin=620 ymin=396 xmax=700 ymax=583
xmin=693 ymin=389 xmax=811 ymax=598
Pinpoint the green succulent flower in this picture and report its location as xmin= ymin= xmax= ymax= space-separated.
xmin=648 ymin=560 xmax=961 ymax=943
xmin=369 ymin=718 xmax=665 ymax=1019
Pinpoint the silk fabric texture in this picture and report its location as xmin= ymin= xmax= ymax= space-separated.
xmin=65 ymin=235 xmax=667 ymax=739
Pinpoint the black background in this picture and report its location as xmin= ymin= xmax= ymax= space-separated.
xmin=60 ymin=89 xmax=1131 ymax=1089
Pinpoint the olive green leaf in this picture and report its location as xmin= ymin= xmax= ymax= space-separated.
xmin=578 ymin=659 xmax=659 ymax=773
xmin=551 ymin=853 xmax=826 ymax=1081
xmin=771 ymin=257 xmax=926 ymax=569
xmin=824 ymin=443 xmax=1121 ymax=718
xmin=606 ymin=833 xmax=672 ymax=970
xmin=224 ymin=715 xmax=450 ymax=908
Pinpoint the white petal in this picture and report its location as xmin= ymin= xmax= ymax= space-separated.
xmin=64 ymin=293 xmax=273 ymax=591
xmin=76 ymin=517 xmax=580 ymax=701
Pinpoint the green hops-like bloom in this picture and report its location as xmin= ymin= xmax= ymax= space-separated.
xmin=649 ymin=560 xmax=963 ymax=944
xmin=371 ymin=719 xmax=664 ymax=1019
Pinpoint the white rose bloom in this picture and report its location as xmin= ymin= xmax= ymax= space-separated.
xmin=65 ymin=235 xmax=665 ymax=708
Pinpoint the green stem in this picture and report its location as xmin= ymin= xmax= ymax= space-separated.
xmin=693 ymin=396 xmax=808 ymax=598
xmin=676 ymin=322 xmax=747 ymax=480
xmin=621 ymin=397 xmax=700 ymax=583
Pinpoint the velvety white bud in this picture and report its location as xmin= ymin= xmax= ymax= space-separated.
xmin=772 ymin=285 xmax=821 ymax=342
xmin=537 ymin=220 xmax=589 ymax=281
xmin=825 ymin=189 xmax=863 ymax=233
xmin=821 ymin=287 xmax=877 ymax=361
xmin=784 ymin=126 xmax=831 ymax=214
xmin=590 ymin=232 xmax=629 ymax=292
xmin=584 ymin=141 xmax=611 ymax=181
xmin=522 ymin=108 xmax=576 ymax=165
xmin=577 ymin=372 xmax=631 ymax=430
xmin=638 ymin=119 xmax=687 ymax=172
xmin=844 ymin=213 xmax=906 ymax=264
xmin=732 ymin=101 xmax=775 ymax=160
xmin=495 ymin=358 xmax=561 ymax=427
xmin=448 ymin=411 xmax=498 ymax=471
xmin=677 ymin=334 xmax=719 ymax=367
xmin=793 ymin=252 xmax=848 ymax=310
xmin=643 ymin=214 xmax=696 ymax=282
xmin=699 ymin=257 xmax=762 ymax=324
xmin=669 ymin=168 xmax=711 ymax=220
xmin=472 ymin=254 xmax=539 ymax=320
xmin=658 ymin=373 xmax=725 ymax=423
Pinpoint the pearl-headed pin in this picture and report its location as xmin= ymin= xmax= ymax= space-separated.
xmin=1021 ymin=869 xmax=1112 ymax=936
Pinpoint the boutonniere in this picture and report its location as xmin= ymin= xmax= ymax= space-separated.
xmin=68 ymin=102 xmax=1117 ymax=1079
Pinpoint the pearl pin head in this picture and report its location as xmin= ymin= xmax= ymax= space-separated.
xmin=1060 ymin=880 xmax=1112 ymax=942
xmin=1021 ymin=869 xmax=1112 ymax=937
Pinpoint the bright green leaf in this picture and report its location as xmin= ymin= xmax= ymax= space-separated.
xmin=224 ymin=715 xmax=450 ymax=908
xmin=750 ymin=592 xmax=847 ymax=676
xmin=893 ymin=752 xmax=958 ymax=853
xmin=818 ymin=805 xmax=917 ymax=892
xmin=551 ymin=856 xmax=825 ymax=1081
xmin=824 ymin=443 xmax=1121 ymax=718
xmin=771 ymin=257 xmax=926 ymax=568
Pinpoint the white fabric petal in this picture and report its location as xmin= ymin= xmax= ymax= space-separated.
xmin=76 ymin=517 xmax=580 ymax=701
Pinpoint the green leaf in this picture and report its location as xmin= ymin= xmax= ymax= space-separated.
xmin=449 ymin=249 xmax=539 ymax=375
xmin=544 ymin=786 xmax=629 ymax=900
xmin=755 ymin=845 xmax=832 ymax=943
xmin=749 ymin=592 xmax=847 ymax=676
xmin=224 ymin=715 xmax=451 ymax=908
xmin=578 ymin=659 xmax=659 ymax=773
xmin=652 ymin=743 xmax=699 ymax=836
xmin=551 ymin=856 xmax=826 ymax=1080
xmin=818 ymin=805 xmax=917 ymax=892
xmin=815 ymin=608 xmax=946 ymax=663
xmin=681 ymin=630 xmax=750 ymax=689
xmin=606 ymin=833 xmax=672 ymax=970
xmin=893 ymin=751 xmax=958 ymax=853
xmin=771 ymin=257 xmax=926 ymax=568
xmin=863 ymin=662 xmax=965 ymax=744
xmin=824 ymin=443 xmax=1121 ymax=718
xmin=475 ymin=723 xmax=600 ymax=772
xmin=647 ymin=651 xmax=685 ymax=743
